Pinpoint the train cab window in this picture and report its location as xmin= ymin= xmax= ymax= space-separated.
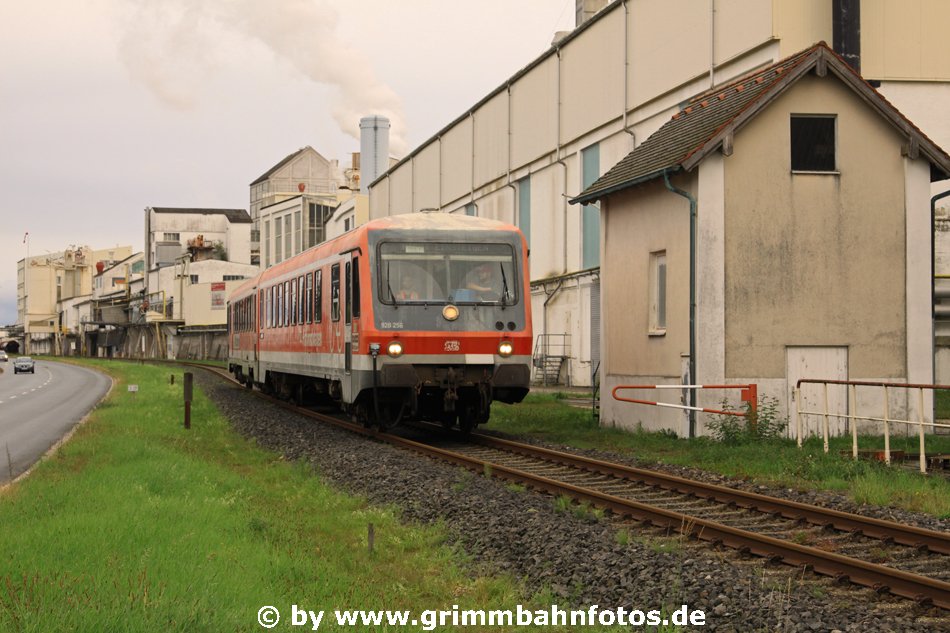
xmin=306 ymin=273 xmax=313 ymax=324
xmin=315 ymin=270 xmax=323 ymax=323
xmin=378 ymin=242 xmax=517 ymax=305
xmin=345 ymin=261 xmax=351 ymax=325
xmin=331 ymin=264 xmax=341 ymax=322
xmin=352 ymin=257 xmax=361 ymax=319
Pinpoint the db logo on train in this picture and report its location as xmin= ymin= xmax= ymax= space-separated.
xmin=444 ymin=340 xmax=461 ymax=352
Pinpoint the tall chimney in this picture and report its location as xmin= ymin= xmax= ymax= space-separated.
xmin=833 ymin=0 xmax=861 ymax=73
xmin=359 ymin=115 xmax=391 ymax=194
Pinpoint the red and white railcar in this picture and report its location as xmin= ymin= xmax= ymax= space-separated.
xmin=228 ymin=213 xmax=532 ymax=431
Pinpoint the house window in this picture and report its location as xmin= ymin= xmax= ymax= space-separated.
xmin=163 ymin=232 xmax=180 ymax=242
xmin=649 ymin=251 xmax=667 ymax=335
xmin=465 ymin=203 xmax=476 ymax=216
xmin=791 ymin=115 xmax=836 ymax=172
xmin=344 ymin=217 xmax=352 ymax=231
xmin=223 ymin=275 xmax=244 ymax=281
xmin=190 ymin=274 xmax=199 ymax=284
xmin=274 ymin=219 xmax=282 ymax=263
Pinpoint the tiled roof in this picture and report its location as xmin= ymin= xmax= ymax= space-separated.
xmin=150 ymin=207 xmax=251 ymax=223
xmin=572 ymin=42 xmax=950 ymax=205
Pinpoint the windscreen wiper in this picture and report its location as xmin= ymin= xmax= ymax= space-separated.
xmin=387 ymin=262 xmax=398 ymax=308
xmin=499 ymin=262 xmax=510 ymax=308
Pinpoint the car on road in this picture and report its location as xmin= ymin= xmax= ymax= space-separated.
xmin=13 ymin=357 xmax=35 ymax=374
xmin=0 ymin=351 xmax=7 ymax=362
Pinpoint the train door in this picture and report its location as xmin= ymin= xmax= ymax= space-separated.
xmin=330 ymin=261 xmax=344 ymax=361
xmin=344 ymin=255 xmax=361 ymax=376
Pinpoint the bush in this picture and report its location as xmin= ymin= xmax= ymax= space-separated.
xmin=707 ymin=396 xmax=788 ymax=444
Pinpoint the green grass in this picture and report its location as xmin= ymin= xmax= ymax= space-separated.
xmin=0 ymin=362 xmax=633 ymax=632
xmin=491 ymin=394 xmax=950 ymax=518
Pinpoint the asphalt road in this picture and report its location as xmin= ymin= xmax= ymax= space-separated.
xmin=0 ymin=359 xmax=110 ymax=484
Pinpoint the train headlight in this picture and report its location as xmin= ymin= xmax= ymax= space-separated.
xmin=498 ymin=340 xmax=513 ymax=357
xmin=387 ymin=341 xmax=404 ymax=357
xmin=442 ymin=304 xmax=460 ymax=321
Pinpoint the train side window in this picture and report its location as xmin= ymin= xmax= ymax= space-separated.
xmin=331 ymin=263 xmax=340 ymax=322
xmin=352 ymin=257 xmax=361 ymax=319
xmin=259 ymin=290 xmax=264 ymax=329
xmin=298 ymin=275 xmax=305 ymax=324
xmin=345 ymin=261 xmax=351 ymax=325
xmin=284 ymin=281 xmax=291 ymax=327
xmin=292 ymin=278 xmax=298 ymax=326
xmin=315 ymin=269 xmax=323 ymax=323
xmin=306 ymin=273 xmax=313 ymax=324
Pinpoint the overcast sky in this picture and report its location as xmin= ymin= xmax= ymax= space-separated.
xmin=0 ymin=0 xmax=576 ymax=325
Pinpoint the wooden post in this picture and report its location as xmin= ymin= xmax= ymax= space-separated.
xmin=183 ymin=372 xmax=193 ymax=430
xmin=367 ymin=523 xmax=375 ymax=554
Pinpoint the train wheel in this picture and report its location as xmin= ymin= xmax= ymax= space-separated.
xmin=457 ymin=404 xmax=477 ymax=435
xmin=440 ymin=411 xmax=457 ymax=431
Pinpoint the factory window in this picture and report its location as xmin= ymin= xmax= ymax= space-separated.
xmin=582 ymin=143 xmax=600 ymax=268
xmin=331 ymin=264 xmax=341 ymax=322
xmin=163 ymin=232 xmax=180 ymax=242
xmin=649 ymin=251 xmax=667 ymax=335
xmin=264 ymin=220 xmax=271 ymax=267
xmin=791 ymin=115 xmax=836 ymax=172
xmin=294 ymin=211 xmax=302 ymax=255
xmin=223 ymin=275 xmax=245 ymax=281
xmin=517 ymin=176 xmax=530 ymax=245
xmin=284 ymin=215 xmax=292 ymax=261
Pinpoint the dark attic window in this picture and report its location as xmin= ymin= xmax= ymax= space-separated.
xmin=790 ymin=115 xmax=836 ymax=172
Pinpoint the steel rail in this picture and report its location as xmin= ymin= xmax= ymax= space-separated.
xmin=459 ymin=431 xmax=950 ymax=556
xmin=189 ymin=364 xmax=950 ymax=609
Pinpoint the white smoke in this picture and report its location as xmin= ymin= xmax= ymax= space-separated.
xmin=117 ymin=0 xmax=408 ymax=155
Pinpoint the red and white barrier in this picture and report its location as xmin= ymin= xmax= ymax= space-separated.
xmin=611 ymin=383 xmax=758 ymax=418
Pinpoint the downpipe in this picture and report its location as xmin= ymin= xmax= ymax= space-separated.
xmin=664 ymin=169 xmax=697 ymax=438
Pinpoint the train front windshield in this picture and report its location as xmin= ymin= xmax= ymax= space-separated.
xmin=378 ymin=242 xmax=518 ymax=306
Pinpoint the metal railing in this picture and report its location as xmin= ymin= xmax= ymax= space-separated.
xmin=532 ymin=333 xmax=571 ymax=386
xmin=795 ymin=379 xmax=950 ymax=473
xmin=613 ymin=383 xmax=758 ymax=419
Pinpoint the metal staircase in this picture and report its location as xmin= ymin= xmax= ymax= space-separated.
xmin=532 ymin=334 xmax=570 ymax=386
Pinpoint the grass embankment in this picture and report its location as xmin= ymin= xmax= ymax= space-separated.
xmin=0 ymin=361 xmax=562 ymax=632
xmin=491 ymin=394 xmax=950 ymax=518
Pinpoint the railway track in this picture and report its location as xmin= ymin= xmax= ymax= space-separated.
xmin=191 ymin=362 xmax=950 ymax=610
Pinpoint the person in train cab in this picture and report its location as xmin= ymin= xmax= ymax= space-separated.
xmin=396 ymin=273 xmax=420 ymax=301
xmin=465 ymin=263 xmax=502 ymax=300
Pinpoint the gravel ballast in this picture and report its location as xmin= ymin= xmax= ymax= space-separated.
xmin=197 ymin=372 xmax=948 ymax=632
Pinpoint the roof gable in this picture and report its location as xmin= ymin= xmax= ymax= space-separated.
xmin=572 ymin=42 xmax=950 ymax=205
xmin=250 ymin=146 xmax=328 ymax=186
